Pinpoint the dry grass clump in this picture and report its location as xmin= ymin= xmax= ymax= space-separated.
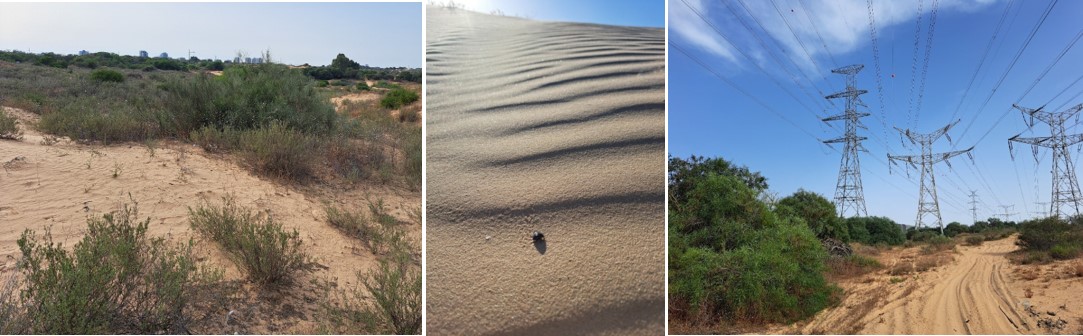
xmin=0 ymin=109 xmax=21 ymax=140
xmin=826 ymin=254 xmax=882 ymax=281
xmin=188 ymin=197 xmax=309 ymax=286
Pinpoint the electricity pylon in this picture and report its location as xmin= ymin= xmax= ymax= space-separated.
xmin=1009 ymin=103 xmax=1083 ymax=218
xmin=888 ymin=120 xmax=974 ymax=234
xmin=997 ymin=205 xmax=1018 ymax=222
xmin=823 ymin=64 xmax=870 ymax=218
xmin=968 ymin=190 xmax=980 ymax=224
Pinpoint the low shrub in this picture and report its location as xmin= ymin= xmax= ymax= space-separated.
xmin=188 ymin=197 xmax=308 ymax=286
xmin=13 ymin=203 xmax=204 ymax=334
xmin=964 ymin=235 xmax=984 ymax=246
xmin=238 ymin=122 xmax=315 ymax=181
xmin=356 ymin=82 xmax=371 ymax=91
xmin=826 ymin=254 xmax=882 ymax=280
xmin=89 ymin=68 xmax=124 ymax=83
xmin=0 ymin=109 xmax=21 ymax=140
xmin=1015 ymin=217 xmax=1083 ymax=262
xmin=921 ymin=235 xmax=955 ymax=254
xmin=380 ymin=88 xmax=419 ymax=109
xmin=1050 ymin=243 xmax=1081 ymax=259
xmin=320 ymin=229 xmax=420 ymax=335
xmin=188 ymin=125 xmax=241 ymax=153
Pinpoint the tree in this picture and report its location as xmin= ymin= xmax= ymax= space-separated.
xmin=331 ymin=53 xmax=360 ymax=71
xmin=846 ymin=217 xmax=905 ymax=245
xmin=777 ymin=190 xmax=848 ymax=241
xmin=668 ymin=155 xmax=767 ymax=209
xmin=944 ymin=222 xmax=967 ymax=237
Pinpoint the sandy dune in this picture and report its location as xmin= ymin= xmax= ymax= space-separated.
xmin=0 ymin=106 xmax=420 ymax=333
xmin=774 ymin=237 xmax=1083 ymax=335
xmin=425 ymin=7 xmax=665 ymax=336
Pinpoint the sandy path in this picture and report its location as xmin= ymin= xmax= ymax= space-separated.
xmin=783 ymin=238 xmax=1045 ymax=335
xmin=425 ymin=7 xmax=665 ymax=336
xmin=0 ymin=106 xmax=420 ymax=333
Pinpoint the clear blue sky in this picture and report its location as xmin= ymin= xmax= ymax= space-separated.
xmin=0 ymin=2 xmax=421 ymax=67
xmin=670 ymin=0 xmax=1083 ymax=226
xmin=439 ymin=0 xmax=663 ymax=27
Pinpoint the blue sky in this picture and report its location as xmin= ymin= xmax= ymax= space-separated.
xmin=438 ymin=0 xmax=664 ymax=27
xmin=0 ymin=2 xmax=421 ymax=67
xmin=670 ymin=0 xmax=1083 ymax=226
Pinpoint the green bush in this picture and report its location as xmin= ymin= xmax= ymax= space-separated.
xmin=317 ymin=80 xmax=329 ymax=87
xmin=320 ymin=228 xmax=420 ymax=335
xmin=89 ymin=68 xmax=124 ymax=83
xmin=1050 ymin=243 xmax=1081 ymax=259
xmin=0 ymin=109 xmax=21 ymax=140
xmin=777 ymin=190 xmax=847 ymax=241
xmin=162 ymin=64 xmax=337 ymax=137
xmin=14 ymin=203 xmax=202 ymax=334
xmin=38 ymin=99 xmax=161 ymax=143
xmin=188 ymin=197 xmax=308 ymax=286
xmin=845 ymin=217 xmax=905 ymax=246
xmin=374 ymin=81 xmax=401 ymax=90
xmin=380 ymin=88 xmax=419 ymax=109
xmin=669 ymin=163 xmax=837 ymax=327
xmin=356 ymin=82 xmax=371 ymax=91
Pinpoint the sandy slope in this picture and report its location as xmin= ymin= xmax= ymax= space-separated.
xmin=424 ymin=7 xmax=665 ymax=336
xmin=0 ymin=106 xmax=420 ymax=333
xmin=775 ymin=237 xmax=1083 ymax=335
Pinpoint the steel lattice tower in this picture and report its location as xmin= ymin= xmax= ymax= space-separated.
xmin=968 ymin=190 xmax=980 ymax=224
xmin=823 ymin=64 xmax=870 ymax=218
xmin=1009 ymin=103 xmax=1083 ymax=218
xmin=888 ymin=120 xmax=973 ymax=234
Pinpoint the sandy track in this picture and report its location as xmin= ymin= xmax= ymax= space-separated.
xmin=425 ymin=7 xmax=665 ymax=336
xmin=785 ymin=238 xmax=1039 ymax=335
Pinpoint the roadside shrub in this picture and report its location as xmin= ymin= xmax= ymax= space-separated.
xmin=776 ymin=189 xmax=847 ymax=241
xmin=238 ymin=122 xmax=315 ymax=181
xmin=921 ymin=235 xmax=955 ymax=254
xmin=964 ymin=235 xmax=984 ymax=246
xmin=846 ymin=216 xmax=905 ymax=246
xmin=317 ymin=80 xmax=329 ymax=87
xmin=89 ymin=68 xmax=124 ymax=83
xmin=356 ymin=82 xmax=371 ymax=91
xmin=0 ymin=109 xmax=21 ymax=140
xmin=14 ymin=203 xmax=202 ymax=334
xmin=1050 ymin=243 xmax=1081 ymax=259
xmin=669 ymin=165 xmax=837 ymax=327
xmin=188 ymin=197 xmax=308 ymax=286
xmin=380 ymin=88 xmax=419 ymax=109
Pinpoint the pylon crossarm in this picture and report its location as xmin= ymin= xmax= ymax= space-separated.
xmin=1010 ymin=135 xmax=1054 ymax=148
xmin=1064 ymin=133 xmax=1083 ymax=147
xmin=831 ymin=64 xmax=865 ymax=75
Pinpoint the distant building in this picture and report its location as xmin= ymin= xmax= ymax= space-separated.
xmin=252 ymin=57 xmax=263 ymax=64
xmin=159 ymin=52 xmax=169 ymax=58
xmin=139 ymin=50 xmax=149 ymax=58
xmin=78 ymin=50 xmax=88 ymax=56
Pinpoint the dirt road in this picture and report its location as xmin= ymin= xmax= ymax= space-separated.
xmin=788 ymin=238 xmax=1048 ymax=334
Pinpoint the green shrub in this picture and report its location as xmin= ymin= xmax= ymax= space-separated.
xmin=38 ymin=99 xmax=161 ymax=143
xmin=921 ymin=235 xmax=955 ymax=254
xmin=188 ymin=197 xmax=308 ymax=286
xmin=380 ymin=88 xmax=419 ymax=109
xmin=14 ymin=203 xmax=202 ymax=334
xmin=669 ymin=165 xmax=837 ymax=326
xmin=320 ymin=231 xmax=420 ymax=335
xmin=845 ymin=217 xmax=905 ymax=246
xmin=89 ymin=68 xmax=124 ymax=83
xmin=1050 ymin=243 xmax=1081 ymax=259
xmin=239 ymin=122 xmax=315 ymax=181
xmin=777 ymin=190 xmax=847 ymax=241
xmin=326 ymin=205 xmax=371 ymax=238
xmin=374 ymin=81 xmax=401 ymax=90
xmin=356 ymin=82 xmax=371 ymax=91
xmin=317 ymin=80 xmax=329 ymax=87
xmin=0 ymin=109 xmax=21 ymax=140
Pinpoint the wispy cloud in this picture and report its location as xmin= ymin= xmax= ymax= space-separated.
xmin=671 ymin=0 xmax=1002 ymax=74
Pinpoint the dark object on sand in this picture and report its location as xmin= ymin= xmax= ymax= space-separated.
xmin=531 ymin=231 xmax=545 ymax=241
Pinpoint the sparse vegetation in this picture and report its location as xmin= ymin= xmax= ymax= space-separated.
xmin=826 ymin=254 xmax=882 ymax=280
xmin=964 ymin=235 xmax=985 ymax=246
xmin=188 ymin=197 xmax=309 ymax=286
xmin=0 ymin=109 xmax=21 ymax=140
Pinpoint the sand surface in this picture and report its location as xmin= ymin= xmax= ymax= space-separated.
xmin=0 ymin=106 xmax=420 ymax=333
xmin=424 ymin=7 xmax=665 ymax=336
xmin=770 ymin=237 xmax=1083 ymax=335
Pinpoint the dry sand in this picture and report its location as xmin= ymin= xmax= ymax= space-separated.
xmin=424 ymin=7 xmax=665 ymax=336
xmin=770 ymin=237 xmax=1083 ymax=335
xmin=0 ymin=106 xmax=420 ymax=333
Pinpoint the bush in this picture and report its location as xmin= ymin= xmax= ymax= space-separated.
xmin=188 ymin=197 xmax=308 ymax=286
xmin=238 ymin=122 xmax=315 ymax=181
xmin=38 ymin=99 xmax=161 ymax=144
xmin=89 ymin=68 xmax=124 ymax=83
xmin=0 ymin=109 xmax=21 ymax=140
xmin=846 ymin=217 xmax=905 ymax=246
xmin=964 ymin=235 xmax=984 ymax=246
xmin=826 ymin=254 xmax=882 ymax=280
xmin=921 ymin=235 xmax=955 ymax=254
xmin=188 ymin=125 xmax=241 ymax=153
xmin=380 ymin=88 xmax=419 ymax=109
xmin=320 ymin=227 xmax=420 ymax=335
xmin=356 ymin=82 xmax=371 ymax=91
xmin=317 ymin=80 xmax=329 ymax=87
xmin=14 ymin=203 xmax=203 ymax=334
xmin=777 ymin=190 xmax=847 ymax=241
xmin=669 ymin=165 xmax=837 ymax=327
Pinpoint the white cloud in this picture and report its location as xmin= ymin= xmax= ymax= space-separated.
xmin=671 ymin=0 xmax=1002 ymax=74
xmin=669 ymin=0 xmax=739 ymax=64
